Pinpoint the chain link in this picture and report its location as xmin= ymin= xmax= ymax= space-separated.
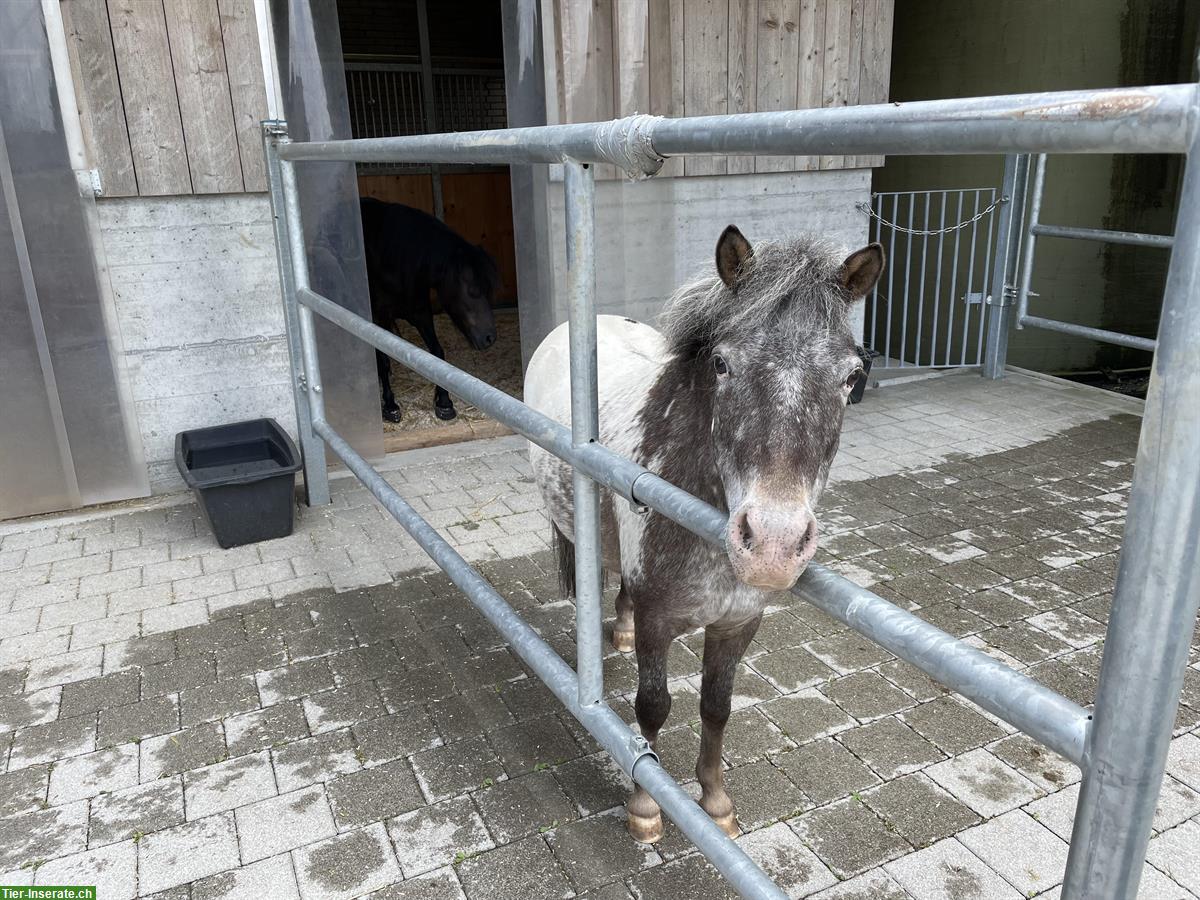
xmin=856 ymin=194 xmax=1008 ymax=236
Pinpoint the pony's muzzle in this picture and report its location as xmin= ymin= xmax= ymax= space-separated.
xmin=727 ymin=503 xmax=819 ymax=591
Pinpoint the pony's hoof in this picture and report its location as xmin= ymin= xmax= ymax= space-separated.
xmin=382 ymin=407 xmax=402 ymax=423
xmin=434 ymin=403 xmax=457 ymax=421
xmin=612 ymin=628 xmax=635 ymax=653
xmin=710 ymin=811 xmax=740 ymax=839
xmin=627 ymin=811 xmax=663 ymax=844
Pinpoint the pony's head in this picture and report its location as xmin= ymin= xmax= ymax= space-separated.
xmin=661 ymin=226 xmax=883 ymax=590
xmin=443 ymin=243 xmax=500 ymax=351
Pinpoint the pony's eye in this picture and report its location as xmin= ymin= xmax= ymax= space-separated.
xmin=845 ymin=368 xmax=864 ymax=389
xmin=714 ymin=355 xmax=730 ymax=376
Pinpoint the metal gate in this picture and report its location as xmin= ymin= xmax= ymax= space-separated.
xmin=861 ymin=185 xmax=1006 ymax=370
xmin=264 ymin=81 xmax=1200 ymax=900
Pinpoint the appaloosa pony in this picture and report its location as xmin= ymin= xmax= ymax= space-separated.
xmin=359 ymin=197 xmax=500 ymax=422
xmin=525 ymin=225 xmax=883 ymax=843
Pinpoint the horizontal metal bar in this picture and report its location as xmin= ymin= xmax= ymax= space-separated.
xmin=297 ymin=287 xmax=649 ymax=502
xmin=1032 ymin=222 xmax=1174 ymax=248
xmin=297 ymin=287 xmax=1092 ymax=764
xmin=1019 ymin=314 xmax=1158 ymax=352
xmin=277 ymin=84 xmax=1198 ymax=173
xmin=311 ymin=416 xmax=787 ymax=900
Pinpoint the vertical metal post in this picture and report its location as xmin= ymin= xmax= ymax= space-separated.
xmin=415 ymin=0 xmax=444 ymax=221
xmin=945 ymin=191 xmax=963 ymax=366
xmin=278 ymin=156 xmax=333 ymax=505
xmin=1015 ymin=154 xmax=1047 ymax=328
xmin=564 ymin=160 xmax=603 ymax=708
xmin=263 ymin=123 xmax=330 ymax=506
xmin=982 ymin=154 xmax=1029 ymax=379
xmin=1061 ymin=118 xmax=1200 ymax=900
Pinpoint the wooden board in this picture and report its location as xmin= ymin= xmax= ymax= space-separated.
xmin=755 ymin=1 xmax=800 ymax=173
xmin=163 ymin=0 xmax=244 ymax=194
xmin=726 ymin=0 xmax=758 ymax=175
xmin=61 ymin=0 xmax=138 ymax=197
xmin=646 ymin=0 xmax=684 ymax=177
xmin=548 ymin=0 xmax=893 ymax=177
xmin=796 ymin=0 xmax=827 ymax=171
xmin=820 ymin=0 xmax=854 ymax=169
xmin=108 ymin=0 xmax=192 ymax=195
xmin=218 ymin=0 xmax=270 ymax=192
xmin=682 ymin=0 xmax=728 ymax=176
xmin=857 ymin=0 xmax=894 ymax=168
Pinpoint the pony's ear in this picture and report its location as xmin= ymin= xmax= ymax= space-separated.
xmin=716 ymin=225 xmax=753 ymax=289
xmin=838 ymin=243 xmax=884 ymax=300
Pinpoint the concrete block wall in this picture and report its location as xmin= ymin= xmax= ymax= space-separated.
xmin=97 ymin=194 xmax=296 ymax=494
xmin=528 ymin=168 xmax=873 ymax=362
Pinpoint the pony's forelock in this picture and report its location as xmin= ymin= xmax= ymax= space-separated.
xmin=658 ymin=236 xmax=853 ymax=358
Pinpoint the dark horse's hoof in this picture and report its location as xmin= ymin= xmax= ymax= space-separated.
xmin=434 ymin=402 xmax=457 ymax=421
xmin=382 ymin=406 xmax=402 ymax=423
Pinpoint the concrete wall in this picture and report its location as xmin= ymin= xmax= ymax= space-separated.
xmin=98 ymin=194 xmax=295 ymax=493
xmin=523 ymin=167 xmax=872 ymax=363
xmin=873 ymin=0 xmax=1196 ymax=373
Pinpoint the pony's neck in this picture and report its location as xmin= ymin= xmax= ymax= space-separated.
xmin=640 ymin=352 xmax=724 ymax=512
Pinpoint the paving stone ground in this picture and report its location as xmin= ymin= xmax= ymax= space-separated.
xmin=2 ymin=371 xmax=1195 ymax=899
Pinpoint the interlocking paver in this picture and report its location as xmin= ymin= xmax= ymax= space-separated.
xmin=473 ymin=770 xmax=578 ymax=843
xmin=47 ymin=743 xmax=138 ymax=804
xmin=225 ymin=701 xmax=310 ymax=755
xmin=412 ymin=733 xmax=506 ymax=802
xmin=193 ymin=854 xmax=300 ymax=900
xmin=0 ymin=801 xmax=88 ymax=870
xmin=97 ymin=694 xmax=178 ymax=747
xmin=863 ymin=772 xmax=981 ymax=849
xmin=87 ymin=776 xmax=185 ymax=847
xmin=184 ymin=751 xmax=277 ymax=818
xmin=789 ymin=796 xmax=910 ymax=879
xmin=138 ymin=812 xmax=241 ymax=894
xmin=8 ymin=715 xmax=96 ymax=770
xmin=387 ymin=794 xmax=494 ymax=878
xmin=924 ymin=748 xmax=1044 ymax=818
xmin=0 ymin=765 xmax=48 ymax=817
xmin=292 ymin=823 xmax=402 ymax=900
xmin=235 ymin=785 xmax=337 ymax=863
xmin=958 ymin=809 xmax=1069 ymax=896
xmin=884 ymin=837 xmax=1024 ymax=899
xmin=327 ymin=757 xmax=424 ymax=828
xmin=546 ymin=810 xmax=660 ymax=892
xmin=139 ymin=721 xmax=227 ymax=780
xmin=34 ymin=840 xmax=136 ymax=900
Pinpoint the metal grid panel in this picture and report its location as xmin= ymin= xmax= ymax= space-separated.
xmin=264 ymin=82 xmax=1200 ymax=900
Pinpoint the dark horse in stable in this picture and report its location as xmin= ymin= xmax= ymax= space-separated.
xmin=359 ymin=197 xmax=500 ymax=421
xmin=526 ymin=226 xmax=883 ymax=842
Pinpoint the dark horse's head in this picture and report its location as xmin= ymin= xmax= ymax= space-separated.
xmin=661 ymin=226 xmax=883 ymax=591
xmin=442 ymin=243 xmax=500 ymax=351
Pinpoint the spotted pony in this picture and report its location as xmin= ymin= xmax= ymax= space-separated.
xmin=524 ymin=225 xmax=883 ymax=843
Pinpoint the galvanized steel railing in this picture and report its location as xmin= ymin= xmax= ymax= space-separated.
xmin=262 ymin=81 xmax=1200 ymax=900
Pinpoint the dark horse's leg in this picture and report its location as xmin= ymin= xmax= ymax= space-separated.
xmin=696 ymin=616 xmax=762 ymax=837
xmin=377 ymin=350 xmax=401 ymax=422
xmin=414 ymin=318 xmax=456 ymax=420
xmin=626 ymin=601 xmax=678 ymax=843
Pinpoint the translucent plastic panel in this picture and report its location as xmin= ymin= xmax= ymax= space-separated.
xmin=0 ymin=1 xmax=147 ymax=518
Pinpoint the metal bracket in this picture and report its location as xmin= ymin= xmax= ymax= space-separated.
xmin=965 ymin=291 xmax=986 ymax=306
xmin=297 ymin=373 xmax=308 ymax=392
xmin=983 ymin=284 xmax=1020 ymax=307
xmin=624 ymin=733 xmax=659 ymax=779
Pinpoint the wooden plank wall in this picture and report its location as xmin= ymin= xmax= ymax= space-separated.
xmin=61 ymin=0 xmax=269 ymax=197
xmin=550 ymin=0 xmax=895 ymax=177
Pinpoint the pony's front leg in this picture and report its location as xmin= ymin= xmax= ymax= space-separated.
xmin=414 ymin=319 xmax=456 ymax=420
xmin=627 ymin=610 xmax=675 ymax=843
xmin=696 ymin=616 xmax=762 ymax=838
xmin=612 ymin=581 xmax=635 ymax=652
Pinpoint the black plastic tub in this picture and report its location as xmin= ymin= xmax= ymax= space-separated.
xmin=175 ymin=418 xmax=301 ymax=549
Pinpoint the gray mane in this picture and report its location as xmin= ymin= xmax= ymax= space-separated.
xmin=657 ymin=236 xmax=851 ymax=357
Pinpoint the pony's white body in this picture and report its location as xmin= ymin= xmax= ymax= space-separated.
xmin=524 ymin=315 xmax=663 ymax=581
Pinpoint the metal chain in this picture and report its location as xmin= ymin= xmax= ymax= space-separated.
xmin=855 ymin=194 xmax=1008 ymax=236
